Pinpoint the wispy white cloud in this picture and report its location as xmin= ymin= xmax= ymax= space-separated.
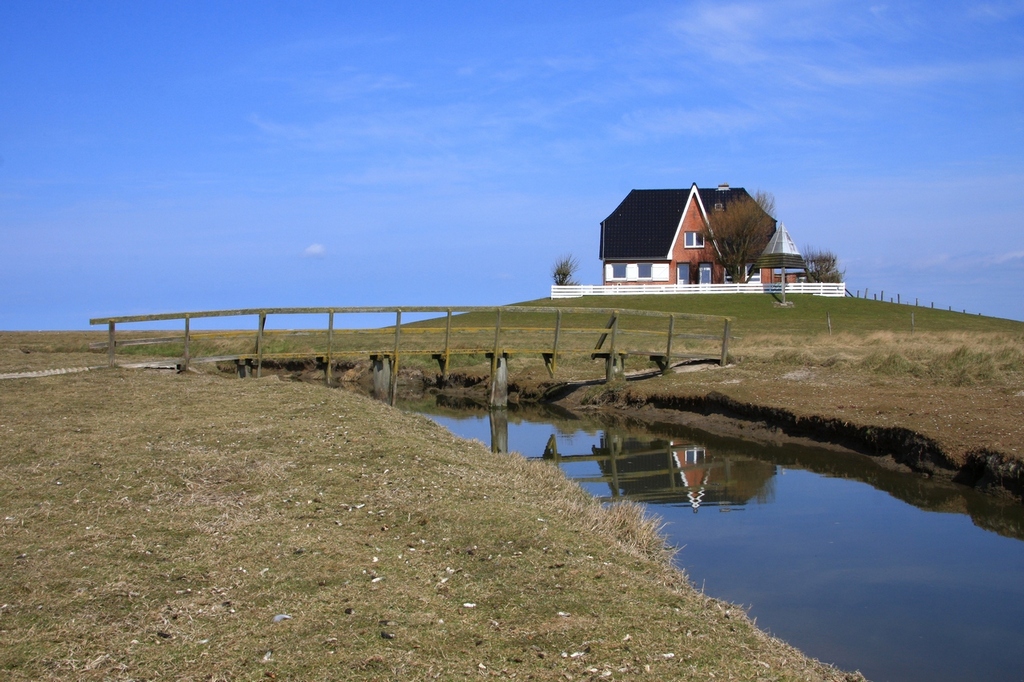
xmin=665 ymin=0 xmax=1024 ymax=91
xmin=303 ymin=243 xmax=326 ymax=258
xmin=993 ymin=250 xmax=1024 ymax=264
xmin=966 ymin=1 xmax=1024 ymax=21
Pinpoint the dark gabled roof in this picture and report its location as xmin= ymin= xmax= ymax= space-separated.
xmin=600 ymin=185 xmax=757 ymax=260
xmin=696 ymin=186 xmax=754 ymax=216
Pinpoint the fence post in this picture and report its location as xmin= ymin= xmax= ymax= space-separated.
xmin=664 ymin=314 xmax=675 ymax=373
xmin=256 ymin=312 xmax=266 ymax=378
xmin=389 ymin=310 xmax=402 ymax=406
xmin=489 ymin=353 xmax=508 ymax=410
xmin=549 ymin=309 xmax=562 ymax=376
xmin=911 ymin=312 xmax=915 ymax=334
xmin=182 ymin=315 xmax=191 ymax=372
xmin=442 ymin=308 xmax=452 ymax=380
xmin=720 ymin=318 xmax=731 ymax=366
xmin=108 ymin=321 xmax=116 ymax=367
xmin=371 ymin=354 xmax=391 ymax=402
xmin=827 ymin=312 xmax=832 ymax=336
xmin=326 ymin=311 xmax=334 ymax=386
xmin=605 ymin=311 xmax=623 ymax=381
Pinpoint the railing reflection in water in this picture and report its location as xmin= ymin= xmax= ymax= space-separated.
xmin=486 ymin=410 xmax=775 ymax=511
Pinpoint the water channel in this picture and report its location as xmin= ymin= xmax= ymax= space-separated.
xmin=401 ymin=398 xmax=1024 ymax=682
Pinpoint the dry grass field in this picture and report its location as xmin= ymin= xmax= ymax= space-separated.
xmin=0 ymin=360 xmax=861 ymax=680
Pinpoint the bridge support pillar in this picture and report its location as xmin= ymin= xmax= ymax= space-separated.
xmin=370 ymin=354 xmax=394 ymax=405
xmin=236 ymin=359 xmax=252 ymax=378
xmin=487 ymin=352 xmax=509 ymax=410
xmin=605 ymin=353 xmax=625 ymax=382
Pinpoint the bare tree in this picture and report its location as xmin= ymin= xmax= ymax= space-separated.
xmin=803 ymin=247 xmax=845 ymax=283
xmin=551 ymin=254 xmax=580 ymax=286
xmin=704 ymin=190 xmax=776 ymax=283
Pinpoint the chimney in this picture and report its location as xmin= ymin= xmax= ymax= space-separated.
xmin=717 ymin=183 xmax=730 ymax=191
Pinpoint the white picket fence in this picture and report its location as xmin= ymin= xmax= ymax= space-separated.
xmin=550 ymin=282 xmax=847 ymax=299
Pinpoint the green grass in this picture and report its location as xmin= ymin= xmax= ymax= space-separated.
xmin=518 ymin=294 xmax=1024 ymax=337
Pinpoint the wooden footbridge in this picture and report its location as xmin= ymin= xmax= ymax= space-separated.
xmin=90 ymin=306 xmax=734 ymax=408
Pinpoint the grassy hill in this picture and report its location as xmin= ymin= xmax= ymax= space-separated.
xmin=520 ymin=294 xmax=1023 ymax=337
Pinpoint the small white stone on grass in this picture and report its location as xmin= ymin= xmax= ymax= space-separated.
xmin=272 ymin=614 xmax=292 ymax=623
xmin=462 ymin=603 xmax=476 ymax=608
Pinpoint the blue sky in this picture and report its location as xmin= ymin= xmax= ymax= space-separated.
xmin=2 ymin=1 xmax=1023 ymax=328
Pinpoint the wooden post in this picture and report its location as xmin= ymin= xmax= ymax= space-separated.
xmin=605 ymin=311 xmax=623 ymax=381
xmin=492 ymin=308 xmax=502 ymax=357
xmin=389 ymin=310 xmax=402 ymax=407
xmin=371 ymin=355 xmax=392 ymax=403
xmin=720 ymin=318 xmax=731 ymax=366
xmin=182 ymin=315 xmax=191 ymax=372
xmin=442 ymin=308 xmax=452 ymax=380
xmin=551 ymin=309 xmax=562 ymax=374
xmin=663 ymin=314 xmax=675 ymax=374
xmin=609 ymin=310 xmax=618 ymax=356
xmin=256 ymin=312 xmax=266 ymax=378
xmin=326 ymin=311 xmax=334 ymax=386
xmin=108 ymin=321 xmax=116 ymax=367
xmin=488 ymin=353 xmax=508 ymax=409
xmin=605 ymin=354 xmax=624 ymax=382
xmin=826 ymin=312 xmax=832 ymax=336
xmin=911 ymin=312 xmax=915 ymax=334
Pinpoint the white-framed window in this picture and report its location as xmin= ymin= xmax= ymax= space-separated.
xmin=683 ymin=447 xmax=705 ymax=464
xmin=637 ymin=263 xmax=653 ymax=279
xmin=677 ymin=263 xmax=689 ymax=284
xmin=611 ymin=263 xmax=626 ymax=279
xmin=684 ymin=231 xmax=705 ymax=248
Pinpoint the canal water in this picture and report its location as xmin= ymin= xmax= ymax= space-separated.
xmin=403 ymin=399 xmax=1024 ymax=682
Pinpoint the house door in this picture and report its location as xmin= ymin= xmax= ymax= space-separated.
xmin=676 ymin=263 xmax=689 ymax=284
xmin=699 ymin=262 xmax=712 ymax=284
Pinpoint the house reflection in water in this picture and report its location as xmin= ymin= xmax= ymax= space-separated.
xmin=543 ymin=430 xmax=775 ymax=511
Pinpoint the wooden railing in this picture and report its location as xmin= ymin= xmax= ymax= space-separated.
xmin=90 ymin=306 xmax=734 ymax=407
